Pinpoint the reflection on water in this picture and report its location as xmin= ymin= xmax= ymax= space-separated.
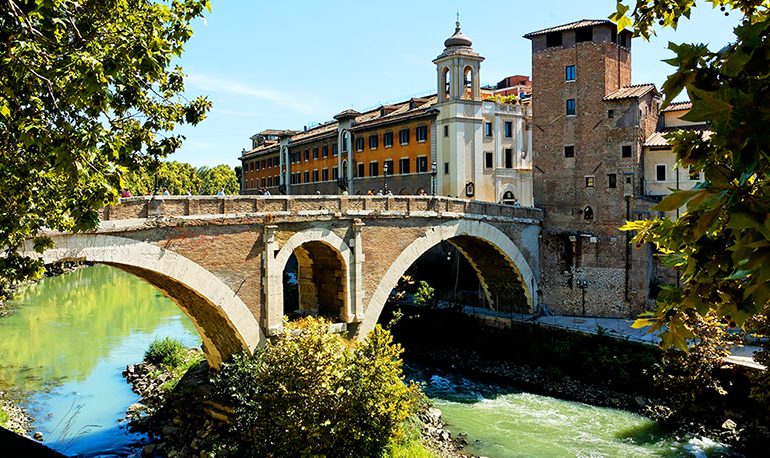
xmin=409 ymin=367 xmax=739 ymax=458
xmin=0 ymin=265 xmax=201 ymax=456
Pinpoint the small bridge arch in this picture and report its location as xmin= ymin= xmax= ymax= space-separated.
xmin=22 ymin=234 xmax=263 ymax=368
xmin=357 ymin=219 xmax=537 ymax=337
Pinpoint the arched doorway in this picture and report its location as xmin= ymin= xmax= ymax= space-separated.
xmin=283 ymin=241 xmax=348 ymax=322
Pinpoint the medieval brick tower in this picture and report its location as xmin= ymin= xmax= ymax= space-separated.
xmin=525 ymin=20 xmax=660 ymax=317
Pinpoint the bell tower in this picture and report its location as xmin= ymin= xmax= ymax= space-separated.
xmin=433 ymin=17 xmax=485 ymax=198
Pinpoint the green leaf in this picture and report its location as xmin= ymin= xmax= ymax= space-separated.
xmin=681 ymin=87 xmax=733 ymax=123
xmin=653 ymin=189 xmax=700 ymax=211
xmin=0 ymin=104 xmax=9 ymax=118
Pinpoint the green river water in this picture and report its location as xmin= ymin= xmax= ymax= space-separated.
xmin=0 ymin=266 xmax=737 ymax=457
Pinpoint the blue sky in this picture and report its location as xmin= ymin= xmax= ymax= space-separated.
xmin=172 ymin=0 xmax=740 ymax=168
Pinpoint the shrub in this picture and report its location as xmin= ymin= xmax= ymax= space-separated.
xmin=145 ymin=337 xmax=186 ymax=368
xmin=215 ymin=317 xmax=419 ymax=458
xmin=413 ymin=281 xmax=435 ymax=307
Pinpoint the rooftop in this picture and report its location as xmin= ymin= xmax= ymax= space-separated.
xmin=661 ymin=101 xmax=693 ymax=112
xmin=523 ymin=19 xmax=615 ymax=39
xmin=603 ymin=83 xmax=658 ymax=101
xmin=644 ymin=125 xmax=711 ymax=148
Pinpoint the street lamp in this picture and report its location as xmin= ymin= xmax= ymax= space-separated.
xmin=576 ymin=279 xmax=588 ymax=316
xmin=431 ymin=160 xmax=437 ymax=196
xmin=383 ymin=162 xmax=389 ymax=193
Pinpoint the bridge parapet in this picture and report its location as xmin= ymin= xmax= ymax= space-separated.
xmin=102 ymin=196 xmax=542 ymax=224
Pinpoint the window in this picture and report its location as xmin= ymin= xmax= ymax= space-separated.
xmin=607 ymin=110 xmax=615 ymax=119
xmin=565 ymin=65 xmax=576 ymax=81
xmin=313 ymin=148 xmax=319 ymax=159
xmin=383 ymin=159 xmax=393 ymax=175
xmin=608 ymin=173 xmax=617 ymax=188
xmin=357 ymin=162 xmax=364 ymax=177
xmin=585 ymin=176 xmax=595 ymax=187
xmin=505 ymin=148 xmax=513 ymax=168
xmin=546 ymin=31 xmax=562 ymax=48
xmin=383 ymin=132 xmax=394 ymax=148
xmin=622 ymin=145 xmax=632 ymax=158
xmin=399 ymin=129 xmax=410 ymax=145
xmin=444 ymin=162 xmax=449 ymax=174
xmin=322 ymin=168 xmax=329 ymax=181
xmin=416 ymin=125 xmax=428 ymax=142
xmin=322 ymin=145 xmax=328 ymax=158
xmin=689 ymin=170 xmax=701 ymax=180
xmin=656 ymin=164 xmax=666 ymax=181
xmin=575 ymin=27 xmax=593 ymax=43
xmin=485 ymin=122 xmax=493 ymax=137
xmin=399 ymin=158 xmax=410 ymax=174
xmin=332 ymin=143 xmax=338 ymax=156
xmin=369 ymin=134 xmax=378 ymax=150
xmin=584 ymin=206 xmax=594 ymax=220
xmin=342 ymin=133 xmax=348 ymax=152
xmin=256 ymin=161 xmax=260 ymax=171
xmin=356 ymin=137 xmax=364 ymax=152
xmin=504 ymin=121 xmax=512 ymax=138
xmin=304 ymin=171 xmax=310 ymax=183
xmin=267 ymin=158 xmax=272 ymax=167
xmin=303 ymin=150 xmax=309 ymax=161
xmin=444 ymin=125 xmax=449 ymax=137
xmin=261 ymin=178 xmax=266 ymax=188
xmin=417 ymin=156 xmax=428 ymax=173
xmin=566 ymin=99 xmax=576 ymax=116
xmin=332 ymin=166 xmax=338 ymax=180
xmin=564 ymin=145 xmax=575 ymax=158
xmin=369 ymin=161 xmax=379 ymax=177
xmin=261 ymin=159 xmax=266 ymax=169
xmin=485 ymin=152 xmax=493 ymax=169
xmin=267 ymin=176 xmax=272 ymax=187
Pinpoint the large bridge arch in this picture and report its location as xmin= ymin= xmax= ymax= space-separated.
xmin=269 ymin=228 xmax=353 ymax=330
xmin=357 ymin=220 xmax=537 ymax=337
xmin=21 ymin=234 xmax=263 ymax=368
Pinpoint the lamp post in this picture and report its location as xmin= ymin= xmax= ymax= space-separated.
xmin=431 ymin=160 xmax=437 ymax=196
xmin=576 ymin=279 xmax=588 ymax=316
xmin=383 ymin=162 xmax=389 ymax=194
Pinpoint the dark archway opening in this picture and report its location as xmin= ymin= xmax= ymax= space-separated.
xmin=282 ymin=241 xmax=346 ymax=322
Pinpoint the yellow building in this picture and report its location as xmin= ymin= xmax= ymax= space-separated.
xmin=240 ymin=21 xmax=533 ymax=205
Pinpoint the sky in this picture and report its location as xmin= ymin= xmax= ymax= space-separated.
xmin=171 ymin=0 xmax=741 ymax=168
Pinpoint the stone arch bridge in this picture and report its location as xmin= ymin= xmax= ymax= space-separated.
xmin=22 ymin=196 xmax=542 ymax=367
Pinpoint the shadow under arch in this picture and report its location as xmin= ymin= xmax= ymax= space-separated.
xmin=357 ymin=220 xmax=537 ymax=338
xmin=21 ymin=234 xmax=263 ymax=368
xmin=273 ymin=228 xmax=353 ymax=325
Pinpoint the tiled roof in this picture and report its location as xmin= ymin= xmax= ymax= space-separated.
xmin=523 ymin=19 xmax=614 ymax=38
xmin=644 ymin=125 xmax=711 ymax=147
xmin=603 ymin=83 xmax=658 ymax=101
xmin=661 ymin=101 xmax=692 ymax=112
xmin=250 ymin=129 xmax=296 ymax=138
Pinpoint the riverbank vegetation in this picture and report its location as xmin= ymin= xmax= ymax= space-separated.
xmin=124 ymin=319 xmax=458 ymax=457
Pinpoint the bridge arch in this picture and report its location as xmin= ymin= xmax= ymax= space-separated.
xmin=357 ymin=220 xmax=537 ymax=337
xmin=22 ymin=234 xmax=263 ymax=368
xmin=272 ymin=228 xmax=353 ymax=326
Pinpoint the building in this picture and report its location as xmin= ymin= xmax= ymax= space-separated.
xmin=525 ymin=19 xmax=661 ymax=317
xmin=240 ymin=21 xmax=533 ymax=206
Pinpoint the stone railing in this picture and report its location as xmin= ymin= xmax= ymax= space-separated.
xmin=101 ymin=195 xmax=542 ymax=223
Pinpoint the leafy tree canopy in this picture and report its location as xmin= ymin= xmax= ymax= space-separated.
xmin=198 ymin=164 xmax=239 ymax=195
xmin=0 ymin=0 xmax=211 ymax=293
xmin=613 ymin=0 xmax=770 ymax=348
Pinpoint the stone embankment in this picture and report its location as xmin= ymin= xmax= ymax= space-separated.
xmin=0 ymin=394 xmax=32 ymax=436
xmin=123 ymin=351 xmax=473 ymax=457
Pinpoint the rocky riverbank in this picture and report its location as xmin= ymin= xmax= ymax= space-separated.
xmin=123 ymin=351 xmax=473 ymax=457
xmin=0 ymin=391 xmax=33 ymax=438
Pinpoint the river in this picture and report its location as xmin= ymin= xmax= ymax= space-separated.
xmin=0 ymin=265 xmax=737 ymax=457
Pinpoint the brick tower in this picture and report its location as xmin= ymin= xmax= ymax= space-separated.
xmin=525 ymin=20 xmax=660 ymax=317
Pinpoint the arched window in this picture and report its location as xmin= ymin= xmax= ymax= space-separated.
xmin=502 ymin=191 xmax=516 ymax=205
xmin=464 ymin=66 xmax=473 ymax=99
xmin=584 ymin=206 xmax=594 ymax=220
xmin=443 ymin=67 xmax=451 ymax=100
xmin=341 ymin=131 xmax=349 ymax=153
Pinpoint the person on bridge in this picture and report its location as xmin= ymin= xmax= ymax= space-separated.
xmin=263 ymin=188 xmax=271 ymax=196
xmin=162 ymin=188 xmax=170 ymax=196
xmin=216 ymin=188 xmax=225 ymax=196
xmin=120 ymin=188 xmax=132 ymax=198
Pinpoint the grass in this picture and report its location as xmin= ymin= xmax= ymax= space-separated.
xmin=145 ymin=337 xmax=187 ymax=367
xmin=384 ymin=437 xmax=438 ymax=458
xmin=0 ymin=406 xmax=9 ymax=427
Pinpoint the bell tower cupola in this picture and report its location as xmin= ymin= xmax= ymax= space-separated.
xmin=434 ymin=16 xmax=484 ymax=102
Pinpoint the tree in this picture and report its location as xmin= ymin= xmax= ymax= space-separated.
xmin=0 ymin=0 xmax=211 ymax=295
xmin=214 ymin=317 xmax=419 ymax=457
xmin=613 ymin=1 xmax=770 ymax=347
xmin=198 ymin=164 xmax=239 ymax=195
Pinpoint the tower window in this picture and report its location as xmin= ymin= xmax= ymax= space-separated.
xmin=444 ymin=125 xmax=449 ymax=137
xmin=504 ymin=121 xmax=512 ymax=138
xmin=622 ymin=145 xmax=632 ymax=158
xmin=608 ymin=173 xmax=617 ymax=188
xmin=656 ymin=164 xmax=667 ymax=182
xmin=566 ymin=99 xmax=576 ymax=116
xmin=584 ymin=206 xmax=594 ymax=220
xmin=485 ymin=122 xmax=493 ymax=137
xmin=608 ymin=109 xmax=615 ymax=118
xmin=575 ymin=27 xmax=593 ymax=43
xmin=564 ymin=145 xmax=575 ymax=158
xmin=485 ymin=152 xmax=493 ymax=169
xmin=444 ymin=162 xmax=449 ymax=174
xmin=565 ymin=65 xmax=576 ymax=81
xmin=505 ymin=148 xmax=513 ymax=168
xmin=546 ymin=31 xmax=562 ymax=48
xmin=585 ymin=176 xmax=594 ymax=188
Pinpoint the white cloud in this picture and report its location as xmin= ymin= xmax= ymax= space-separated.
xmin=187 ymin=74 xmax=319 ymax=115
